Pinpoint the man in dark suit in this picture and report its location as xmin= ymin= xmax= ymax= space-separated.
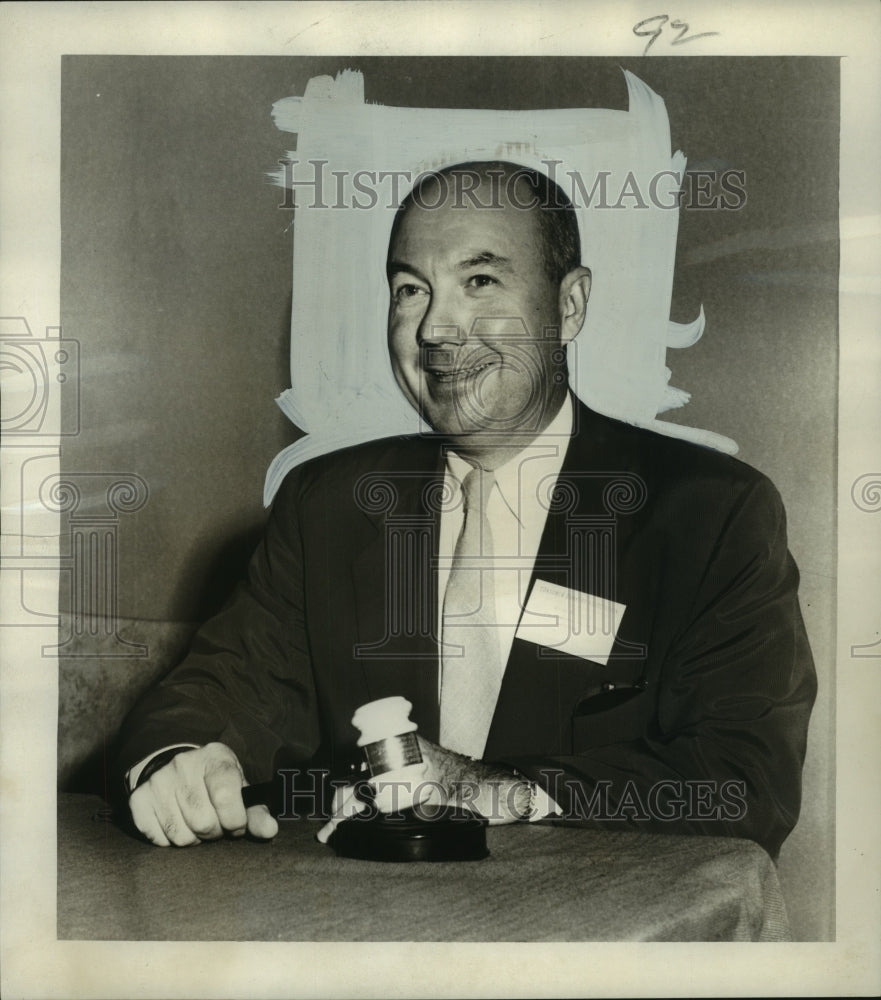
xmin=115 ymin=162 xmax=815 ymax=856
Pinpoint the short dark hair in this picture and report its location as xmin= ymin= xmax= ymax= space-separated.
xmin=390 ymin=160 xmax=582 ymax=286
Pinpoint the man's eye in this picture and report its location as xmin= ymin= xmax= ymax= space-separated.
xmin=467 ymin=274 xmax=498 ymax=289
xmin=394 ymin=284 xmax=427 ymax=301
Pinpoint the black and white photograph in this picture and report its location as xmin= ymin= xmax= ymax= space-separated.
xmin=1 ymin=2 xmax=879 ymax=997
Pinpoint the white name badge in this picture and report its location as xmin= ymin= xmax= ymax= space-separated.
xmin=515 ymin=579 xmax=626 ymax=665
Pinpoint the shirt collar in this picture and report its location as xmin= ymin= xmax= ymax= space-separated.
xmin=445 ymin=394 xmax=574 ymax=520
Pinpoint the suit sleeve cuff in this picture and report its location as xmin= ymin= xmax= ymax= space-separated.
xmin=528 ymin=784 xmax=563 ymax=821
xmin=126 ymin=743 xmax=200 ymax=793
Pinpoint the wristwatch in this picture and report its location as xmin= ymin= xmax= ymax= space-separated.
xmin=512 ymin=771 xmax=539 ymax=820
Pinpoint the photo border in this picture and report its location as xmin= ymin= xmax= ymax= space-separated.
xmin=1 ymin=2 xmax=879 ymax=997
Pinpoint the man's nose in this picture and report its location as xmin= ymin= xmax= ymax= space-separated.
xmin=417 ymin=291 xmax=466 ymax=346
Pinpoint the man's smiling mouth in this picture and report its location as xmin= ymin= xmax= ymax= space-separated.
xmin=426 ymin=361 xmax=496 ymax=381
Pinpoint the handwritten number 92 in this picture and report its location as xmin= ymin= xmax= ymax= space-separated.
xmin=633 ymin=14 xmax=720 ymax=56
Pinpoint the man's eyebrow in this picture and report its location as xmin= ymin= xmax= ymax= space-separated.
xmin=458 ymin=251 xmax=513 ymax=271
xmin=386 ymin=261 xmax=427 ymax=281
xmin=386 ymin=252 xmax=513 ymax=281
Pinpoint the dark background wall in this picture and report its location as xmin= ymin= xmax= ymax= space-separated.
xmin=59 ymin=56 xmax=838 ymax=939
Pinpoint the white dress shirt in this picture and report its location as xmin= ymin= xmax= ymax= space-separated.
xmin=439 ymin=394 xmax=574 ymax=818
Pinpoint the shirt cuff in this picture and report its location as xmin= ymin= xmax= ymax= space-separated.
xmin=528 ymin=785 xmax=563 ymax=822
xmin=126 ymin=743 xmax=200 ymax=792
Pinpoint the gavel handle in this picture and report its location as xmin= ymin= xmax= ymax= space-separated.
xmin=241 ymin=782 xmax=274 ymax=809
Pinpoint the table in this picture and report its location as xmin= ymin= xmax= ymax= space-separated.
xmin=57 ymin=794 xmax=790 ymax=941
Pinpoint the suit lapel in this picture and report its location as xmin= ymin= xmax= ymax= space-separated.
xmin=344 ymin=403 xmax=645 ymax=754
xmin=350 ymin=437 xmax=445 ymax=741
xmin=485 ymin=401 xmax=645 ymax=756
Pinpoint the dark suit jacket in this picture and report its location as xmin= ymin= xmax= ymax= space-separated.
xmin=114 ymin=401 xmax=816 ymax=856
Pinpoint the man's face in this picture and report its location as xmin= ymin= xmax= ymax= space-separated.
xmin=386 ymin=176 xmax=567 ymax=448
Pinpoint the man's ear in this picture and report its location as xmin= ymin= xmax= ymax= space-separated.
xmin=558 ymin=267 xmax=592 ymax=344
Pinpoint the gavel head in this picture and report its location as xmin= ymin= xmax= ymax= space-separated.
xmin=351 ymin=696 xmax=423 ymax=779
xmin=333 ymin=696 xmax=489 ymax=863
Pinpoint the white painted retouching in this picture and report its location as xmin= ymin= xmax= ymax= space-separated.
xmin=264 ymin=69 xmax=736 ymax=504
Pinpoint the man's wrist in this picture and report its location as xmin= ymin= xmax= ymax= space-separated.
xmin=451 ymin=756 xmax=536 ymax=820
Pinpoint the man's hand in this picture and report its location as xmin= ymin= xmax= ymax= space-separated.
xmin=416 ymin=736 xmax=532 ymax=825
xmin=128 ymin=742 xmax=278 ymax=847
xmin=316 ymin=736 xmax=532 ymax=842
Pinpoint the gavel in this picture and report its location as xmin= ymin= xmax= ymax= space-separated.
xmin=245 ymin=696 xmax=488 ymax=862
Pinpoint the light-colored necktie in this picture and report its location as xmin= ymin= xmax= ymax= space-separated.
xmin=440 ymin=466 xmax=502 ymax=758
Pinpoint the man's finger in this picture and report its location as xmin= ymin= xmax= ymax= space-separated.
xmin=129 ymin=787 xmax=171 ymax=847
xmin=175 ymin=781 xmax=224 ymax=841
xmin=150 ymin=792 xmax=200 ymax=847
xmin=204 ymin=766 xmax=248 ymax=837
xmin=131 ymin=776 xmax=199 ymax=847
xmin=246 ymin=804 xmax=279 ymax=840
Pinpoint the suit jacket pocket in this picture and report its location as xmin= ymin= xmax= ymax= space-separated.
xmin=569 ymin=686 xmax=649 ymax=751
